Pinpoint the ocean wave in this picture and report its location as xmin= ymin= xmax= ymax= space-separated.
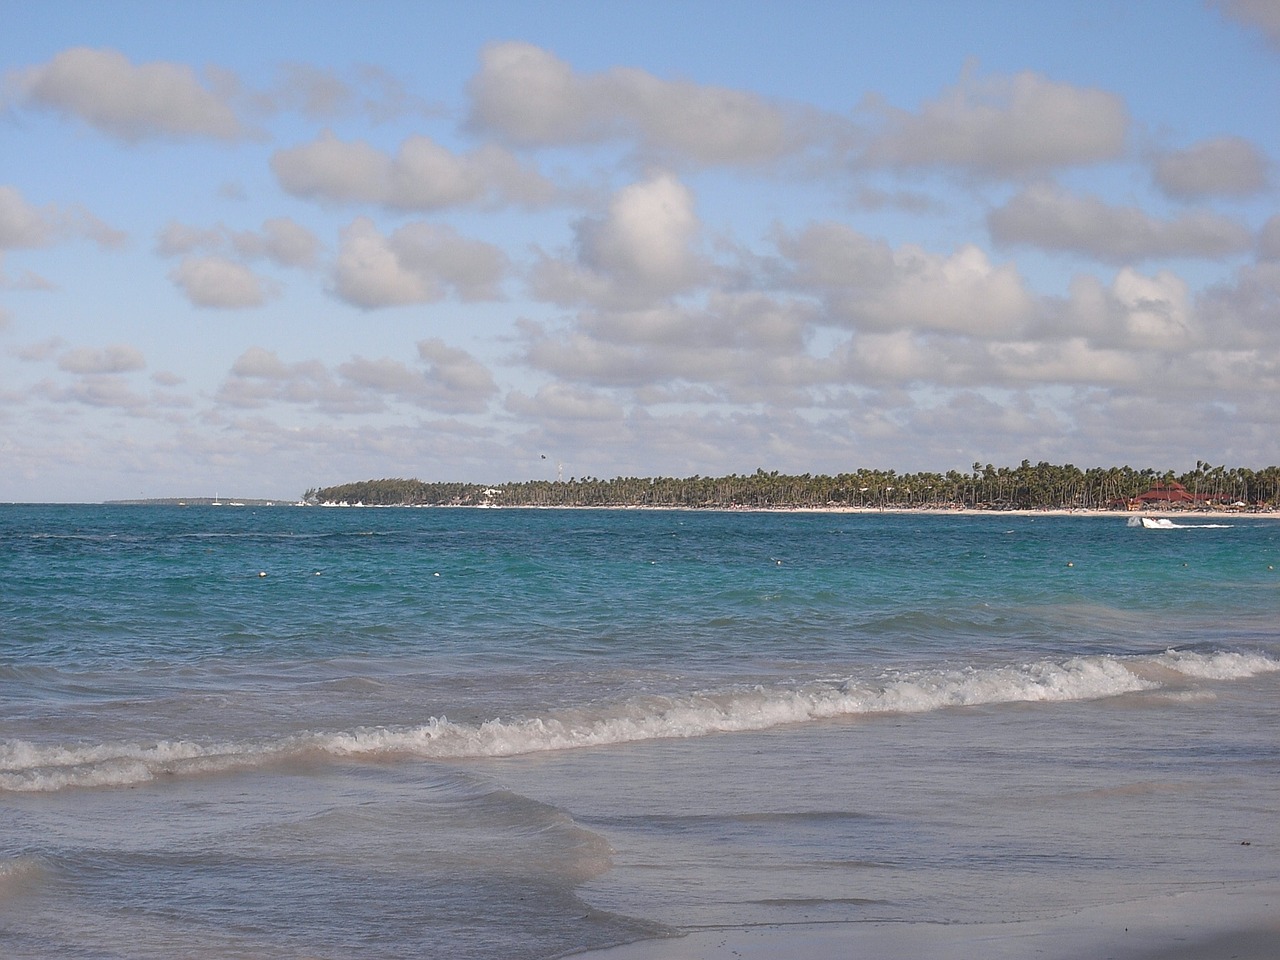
xmin=3 ymin=649 xmax=1275 ymax=793
xmin=0 ymin=856 xmax=45 ymax=898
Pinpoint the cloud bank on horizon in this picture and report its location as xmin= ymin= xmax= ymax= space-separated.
xmin=1 ymin=0 xmax=1277 ymax=501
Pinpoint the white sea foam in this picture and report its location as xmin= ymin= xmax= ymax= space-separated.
xmin=3 ymin=650 xmax=1275 ymax=792
xmin=1152 ymin=648 xmax=1280 ymax=679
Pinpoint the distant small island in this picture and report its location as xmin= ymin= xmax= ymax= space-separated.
xmin=306 ymin=461 xmax=1280 ymax=512
xmin=104 ymin=498 xmax=285 ymax=507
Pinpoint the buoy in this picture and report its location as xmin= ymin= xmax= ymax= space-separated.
xmin=258 ymin=571 xmax=267 ymax=578
xmin=1066 ymin=562 xmax=1074 ymax=567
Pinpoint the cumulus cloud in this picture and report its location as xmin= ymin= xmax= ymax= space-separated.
xmin=257 ymin=62 xmax=436 ymax=123
xmin=337 ymin=339 xmax=497 ymax=413
xmin=1260 ymin=215 xmax=1280 ymax=261
xmin=417 ymin=337 xmax=499 ymax=399
xmin=988 ymin=183 xmax=1253 ymax=262
xmin=235 ymin=218 xmax=321 ymax=268
xmin=861 ymin=69 xmax=1128 ymax=177
xmin=219 ymin=346 xmax=373 ymax=413
xmin=0 ymin=185 xmax=123 ymax=251
xmin=1213 ymin=0 xmax=1280 ymax=50
xmin=57 ymin=343 xmax=146 ymax=374
xmin=1153 ymin=136 xmax=1269 ymax=199
xmin=0 ymin=259 xmax=56 ymax=291
xmin=1197 ymin=262 xmax=1280 ymax=349
xmin=9 ymin=47 xmax=245 ymax=141
xmin=52 ymin=375 xmax=150 ymax=409
xmin=170 ymin=256 xmax=274 ymax=308
xmin=531 ymin=171 xmax=706 ymax=307
xmin=272 ymin=131 xmax=556 ymax=210
xmin=331 ymin=217 xmax=507 ymax=308
xmin=1061 ymin=268 xmax=1196 ymax=353
xmin=505 ymin=382 xmax=626 ymax=422
xmin=0 ymin=187 xmax=56 ymax=249
xmin=219 ymin=342 xmax=496 ymax=415
xmin=158 ymin=217 xmax=321 ymax=269
xmin=466 ymin=41 xmax=821 ymax=165
xmin=520 ymin=292 xmax=833 ymax=406
xmin=776 ymin=221 xmax=1036 ymax=337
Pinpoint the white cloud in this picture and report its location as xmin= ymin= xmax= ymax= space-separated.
xmin=155 ymin=221 xmax=221 ymax=257
xmin=1154 ymin=136 xmax=1269 ymax=199
xmin=13 ymin=336 xmax=64 ymax=362
xmin=219 ymin=342 xmax=496 ymax=415
xmin=272 ymin=132 xmax=555 ymax=210
xmin=520 ymin=292 xmax=830 ymax=405
xmin=505 ymin=382 xmax=625 ymax=422
xmin=1213 ymin=0 xmax=1280 ymax=50
xmin=331 ymin=217 xmax=507 ymax=308
xmin=466 ymin=41 xmax=821 ymax=165
xmin=1060 ymin=268 xmax=1196 ymax=352
xmin=234 ymin=218 xmax=321 ymax=268
xmin=219 ymin=347 xmax=374 ymax=413
xmin=1260 ymin=215 xmax=1280 ymax=261
xmin=417 ymin=338 xmax=499 ymax=401
xmin=55 ymin=375 xmax=150 ymax=409
xmin=988 ymin=183 xmax=1253 ymax=262
xmin=170 ymin=256 xmax=274 ymax=309
xmin=10 ymin=47 xmax=245 ymax=141
xmin=57 ymin=344 xmax=146 ymax=374
xmin=531 ymin=171 xmax=706 ymax=307
xmin=0 ymin=259 xmax=56 ymax=291
xmin=258 ymin=62 xmax=437 ymax=123
xmin=861 ymin=69 xmax=1128 ymax=177
xmin=777 ymin=222 xmax=1036 ymax=336
xmin=157 ymin=217 xmax=320 ymax=269
xmin=230 ymin=346 xmax=320 ymax=381
xmin=0 ymin=185 xmax=123 ymax=252
xmin=1197 ymin=262 xmax=1280 ymax=349
xmin=0 ymin=187 xmax=56 ymax=249
xmin=336 ymin=339 xmax=496 ymax=414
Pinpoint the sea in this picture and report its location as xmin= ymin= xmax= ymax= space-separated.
xmin=2 ymin=504 xmax=1277 ymax=959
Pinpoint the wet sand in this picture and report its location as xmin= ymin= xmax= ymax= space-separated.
xmin=580 ymin=887 xmax=1279 ymax=960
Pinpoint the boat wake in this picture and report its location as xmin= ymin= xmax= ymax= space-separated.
xmin=1129 ymin=516 xmax=1233 ymax=529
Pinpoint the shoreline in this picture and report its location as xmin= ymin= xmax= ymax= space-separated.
xmin=309 ymin=502 xmax=1280 ymax=519
xmin=577 ymin=887 xmax=1280 ymax=960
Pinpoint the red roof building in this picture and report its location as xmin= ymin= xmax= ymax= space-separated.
xmin=1132 ymin=481 xmax=1207 ymax=504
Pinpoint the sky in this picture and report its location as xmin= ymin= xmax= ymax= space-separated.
xmin=2 ymin=0 xmax=1278 ymax=502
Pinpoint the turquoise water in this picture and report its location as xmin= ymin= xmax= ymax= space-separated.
xmin=2 ymin=505 xmax=1278 ymax=958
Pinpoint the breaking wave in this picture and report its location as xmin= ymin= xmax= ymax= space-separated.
xmin=3 ymin=649 xmax=1275 ymax=793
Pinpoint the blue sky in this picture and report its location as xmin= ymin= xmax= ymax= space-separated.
xmin=2 ymin=0 xmax=1278 ymax=502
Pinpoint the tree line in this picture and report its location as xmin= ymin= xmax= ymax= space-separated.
xmin=306 ymin=461 xmax=1280 ymax=511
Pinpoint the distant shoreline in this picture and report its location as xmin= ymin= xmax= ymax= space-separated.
xmin=87 ymin=500 xmax=1280 ymax=519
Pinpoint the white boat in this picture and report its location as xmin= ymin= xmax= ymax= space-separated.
xmin=1140 ymin=517 xmax=1176 ymax=529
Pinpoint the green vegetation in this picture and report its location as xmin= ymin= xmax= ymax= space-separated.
xmin=308 ymin=461 xmax=1280 ymax=511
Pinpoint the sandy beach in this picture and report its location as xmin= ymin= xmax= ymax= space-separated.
xmin=580 ymin=887 xmax=1280 ymax=960
xmin=735 ymin=506 xmax=1280 ymax=521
